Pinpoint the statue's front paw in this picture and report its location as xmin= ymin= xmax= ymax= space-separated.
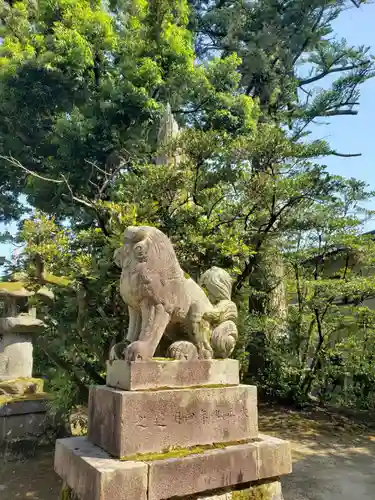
xmin=109 ymin=340 xmax=129 ymax=361
xmin=125 ymin=341 xmax=152 ymax=362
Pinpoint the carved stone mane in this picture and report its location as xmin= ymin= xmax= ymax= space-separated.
xmin=140 ymin=227 xmax=184 ymax=281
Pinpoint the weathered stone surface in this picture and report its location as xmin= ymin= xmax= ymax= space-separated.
xmin=179 ymin=481 xmax=283 ymax=500
xmin=106 ymin=359 xmax=240 ymax=391
xmin=234 ymin=480 xmax=284 ymax=500
xmin=59 ymin=484 xmax=79 ymax=500
xmin=0 ymin=332 xmax=34 ymax=379
xmin=257 ymin=434 xmax=292 ymax=479
xmin=88 ymin=384 xmax=258 ymax=457
xmin=112 ymin=225 xmax=238 ymax=361
xmin=147 ymin=435 xmax=291 ymax=500
xmin=198 ymin=495 xmax=231 ymax=500
xmin=0 ymin=411 xmax=49 ymax=444
xmin=0 ymin=396 xmax=47 ymax=417
xmin=55 ymin=437 xmax=148 ymax=500
xmin=183 ymin=493 xmax=232 ymax=500
xmin=0 ymin=377 xmax=44 ymax=395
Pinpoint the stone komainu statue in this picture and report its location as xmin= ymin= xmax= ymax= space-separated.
xmin=112 ymin=226 xmax=238 ymax=362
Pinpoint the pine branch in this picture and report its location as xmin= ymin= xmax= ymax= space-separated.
xmin=299 ymin=61 xmax=371 ymax=86
xmin=321 ymin=109 xmax=358 ymax=116
xmin=330 ymin=151 xmax=362 ymax=158
xmin=292 ymin=7 xmax=325 ymax=65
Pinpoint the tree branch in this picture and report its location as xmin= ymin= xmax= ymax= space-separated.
xmin=299 ymin=61 xmax=370 ymax=86
xmin=330 ymin=151 xmax=362 ymax=158
xmin=292 ymin=7 xmax=325 ymax=65
xmin=3 ymin=155 xmax=112 ymax=237
xmin=234 ymin=195 xmax=308 ymax=292
xmin=0 ymin=156 xmax=64 ymax=183
xmin=320 ymin=109 xmax=358 ymax=116
xmin=37 ymin=338 xmax=89 ymax=400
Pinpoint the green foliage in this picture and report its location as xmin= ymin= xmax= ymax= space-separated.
xmin=0 ymin=0 xmax=374 ymax=414
xmin=248 ymin=183 xmax=375 ymax=408
xmin=190 ymin=0 xmax=374 ymax=132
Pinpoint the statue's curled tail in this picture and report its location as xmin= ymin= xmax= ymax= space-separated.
xmin=200 ymin=267 xmax=238 ymax=358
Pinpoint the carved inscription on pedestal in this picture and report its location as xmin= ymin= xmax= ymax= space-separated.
xmin=88 ymin=385 xmax=258 ymax=457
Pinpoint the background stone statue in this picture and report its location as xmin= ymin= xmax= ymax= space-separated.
xmin=155 ymin=103 xmax=181 ymax=167
xmin=112 ymin=225 xmax=238 ymax=361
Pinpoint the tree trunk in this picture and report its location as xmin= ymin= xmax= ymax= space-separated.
xmin=248 ymin=242 xmax=287 ymax=331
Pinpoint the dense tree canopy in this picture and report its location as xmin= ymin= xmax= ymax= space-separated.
xmin=0 ymin=0 xmax=374 ymax=410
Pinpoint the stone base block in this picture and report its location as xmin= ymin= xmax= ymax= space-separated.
xmin=106 ymin=359 xmax=240 ymax=391
xmin=55 ymin=437 xmax=148 ymax=500
xmin=88 ymin=384 xmax=258 ymax=457
xmin=59 ymin=481 xmax=284 ymax=500
xmin=55 ymin=435 xmax=290 ymax=500
xmin=177 ymin=480 xmax=283 ymax=499
xmin=0 ymin=397 xmax=49 ymax=445
xmin=147 ymin=434 xmax=291 ymax=500
xmin=0 ymin=396 xmax=47 ymax=417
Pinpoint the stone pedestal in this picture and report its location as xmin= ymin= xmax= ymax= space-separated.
xmin=106 ymin=358 xmax=240 ymax=391
xmin=0 ymin=378 xmax=51 ymax=450
xmin=55 ymin=359 xmax=292 ymax=500
xmin=88 ymin=384 xmax=258 ymax=457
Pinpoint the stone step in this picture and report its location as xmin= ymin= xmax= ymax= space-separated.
xmin=55 ymin=437 xmax=147 ymax=500
xmin=88 ymin=384 xmax=258 ymax=458
xmin=54 ymin=434 xmax=292 ymax=500
xmin=106 ymin=359 xmax=240 ymax=391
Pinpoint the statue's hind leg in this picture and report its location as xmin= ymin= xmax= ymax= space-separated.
xmin=193 ymin=318 xmax=214 ymax=359
xmin=189 ymin=304 xmax=213 ymax=359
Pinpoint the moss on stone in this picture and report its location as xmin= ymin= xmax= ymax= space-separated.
xmin=0 ymin=391 xmax=49 ymax=405
xmin=43 ymin=272 xmax=71 ymax=287
xmin=0 ymin=281 xmax=28 ymax=291
xmin=233 ymin=491 xmax=250 ymax=500
xmin=120 ymin=439 xmax=252 ymax=462
xmin=139 ymin=383 xmax=237 ymax=392
xmin=233 ymin=482 xmax=281 ymax=500
xmin=60 ymin=484 xmax=78 ymax=500
xmin=0 ymin=376 xmax=44 ymax=397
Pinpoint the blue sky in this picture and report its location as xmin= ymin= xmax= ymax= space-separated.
xmin=311 ymin=3 xmax=375 ymax=207
xmin=1 ymin=3 xmax=375 ymax=262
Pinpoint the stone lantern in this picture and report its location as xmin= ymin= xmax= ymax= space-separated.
xmin=0 ymin=283 xmax=46 ymax=380
xmin=0 ymin=279 xmax=54 ymax=448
